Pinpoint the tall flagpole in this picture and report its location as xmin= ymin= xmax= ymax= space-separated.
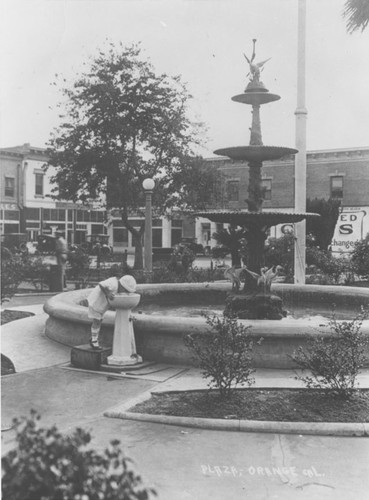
xmin=294 ymin=0 xmax=307 ymax=284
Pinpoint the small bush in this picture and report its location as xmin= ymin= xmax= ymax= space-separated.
xmin=264 ymin=234 xmax=294 ymax=282
xmin=22 ymin=257 xmax=51 ymax=290
xmin=1 ymin=250 xmax=24 ymax=302
xmin=67 ymin=248 xmax=91 ymax=285
xmin=169 ymin=245 xmax=196 ymax=273
xmin=351 ymin=233 xmax=369 ymax=280
xmin=264 ymin=234 xmax=355 ymax=285
xmin=306 ymin=247 xmax=353 ymax=285
xmin=291 ymin=307 xmax=369 ymax=398
xmin=185 ymin=314 xmax=260 ymax=399
xmin=211 ymin=245 xmax=229 ymax=260
xmin=2 ymin=411 xmax=156 ymax=500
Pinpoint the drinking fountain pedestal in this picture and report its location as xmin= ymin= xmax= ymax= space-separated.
xmin=107 ymin=293 xmax=142 ymax=366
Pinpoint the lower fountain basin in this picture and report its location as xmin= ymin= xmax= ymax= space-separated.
xmin=44 ymin=282 xmax=369 ymax=369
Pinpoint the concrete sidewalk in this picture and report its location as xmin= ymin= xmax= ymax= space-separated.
xmin=1 ymin=304 xmax=70 ymax=372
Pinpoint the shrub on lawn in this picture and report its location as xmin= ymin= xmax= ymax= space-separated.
xmin=1 ymin=249 xmax=24 ymax=302
xmin=67 ymin=248 xmax=91 ymax=286
xmin=264 ymin=234 xmax=295 ymax=282
xmin=2 ymin=411 xmax=156 ymax=500
xmin=291 ymin=307 xmax=369 ymax=398
xmin=185 ymin=314 xmax=260 ymax=399
xmin=21 ymin=257 xmax=51 ymax=291
xmin=351 ymin=233 xmax=369 ymax=280
xmin=168 ymin=245 xmax=196 ymax=273
xmin=306 ymin=246 xmax=354 ymax=285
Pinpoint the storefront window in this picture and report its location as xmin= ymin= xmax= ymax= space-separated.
xmin=4 ymin=177 xmax=15 ymax=197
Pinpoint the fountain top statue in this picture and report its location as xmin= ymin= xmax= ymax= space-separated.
xmin=243 ymin=39 xmax=271 ymax=92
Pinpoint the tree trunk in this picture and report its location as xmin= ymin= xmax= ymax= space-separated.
xmin=131 ymin=231 xmax=144 ymax=270
xmin=123 ymin=217 xmax=145 ymax=270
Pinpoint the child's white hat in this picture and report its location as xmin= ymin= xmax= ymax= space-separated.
xmin=119 ymin=275 xmax=137 ymax=293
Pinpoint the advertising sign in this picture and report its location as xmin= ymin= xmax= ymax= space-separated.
xmin=331 ymin=208 xmax=368 ymax=254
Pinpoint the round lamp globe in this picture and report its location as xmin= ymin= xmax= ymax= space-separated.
xmin=142 ymin=178 xmax=155 ymax=191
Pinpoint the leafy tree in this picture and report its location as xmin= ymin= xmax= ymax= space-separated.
xmin=47 ymin=42 xmax=209 ymax=269
xmin=168 ymin=158 xmax=225 ymax=211
xmin=306 ymin=198 xmax=341 ymax=251
xmin=343 ymin=0 xmax=369 ymax=33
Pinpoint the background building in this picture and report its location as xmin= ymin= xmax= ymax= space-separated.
xmin=0 ymin=144 xmax=106 ymax=245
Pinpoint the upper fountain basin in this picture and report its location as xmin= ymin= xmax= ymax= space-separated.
xmin=214 ymin=145 xmax=298 ymax=162
xmin=232 ymin=92 xmax=281 ymax=106
xmin=108 ymin=293 xmax=141 ymax=310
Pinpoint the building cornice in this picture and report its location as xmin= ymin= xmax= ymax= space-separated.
xmin=0 ymin=144 xmax=49 ymax=162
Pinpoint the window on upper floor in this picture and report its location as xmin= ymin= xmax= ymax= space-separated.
xmin=35 ymin=173 xmax=44 ymax=196
xmin=227 ymin=180 xmax=239 ymax=202
xmin=262 ymin=179 xmax=272 ymax=201
xmin=4 ymin=177 xmax=15 ymax=197
xmin=330 ymin=176 xmax=343 ymax=199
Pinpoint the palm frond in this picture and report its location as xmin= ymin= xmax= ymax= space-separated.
xmin=343 ymin=0 xmax=369 ymax=33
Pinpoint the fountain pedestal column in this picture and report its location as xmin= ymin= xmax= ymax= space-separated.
xmin=107 ymin=293 xmax=142 ymax=366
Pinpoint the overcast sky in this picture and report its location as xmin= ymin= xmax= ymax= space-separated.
xmin=1 ymin=0 xmax=368 ymax=157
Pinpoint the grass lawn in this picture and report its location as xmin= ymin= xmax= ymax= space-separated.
xmin=1 ymin=310 xmax=34 ymax=325
xmin=1 ymin=310 xmax=34 ymax=375
xmin=129 ymin=388 xmax=369 ymax=423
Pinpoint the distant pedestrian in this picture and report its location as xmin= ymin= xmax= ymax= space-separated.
xmin=55 ymin=231 xmax=68 ymax=265
xmin=55 ymin=231 xmax=68 ymax=289
xmin=87 ymin=275 xmax=137 ymax=349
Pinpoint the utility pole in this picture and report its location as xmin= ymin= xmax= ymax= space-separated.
xmin=294 ymin=0 xmax=307 ymax=284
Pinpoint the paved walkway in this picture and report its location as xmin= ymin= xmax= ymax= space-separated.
xmin=2 ymin=294 xmax=369 ymax=499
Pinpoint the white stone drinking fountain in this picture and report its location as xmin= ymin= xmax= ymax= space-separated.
xmin=107 ymin=293 xmax=142 ymax=366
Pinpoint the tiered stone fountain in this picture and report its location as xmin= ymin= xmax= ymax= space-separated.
xmin=196 ymin=40 xmax=318 ymax=319
xmin=42 ymin=41 xmax=369 ymax=369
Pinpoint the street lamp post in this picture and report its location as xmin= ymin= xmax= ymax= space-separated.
xmin=142 ymin=178 xmax=155 ymax=272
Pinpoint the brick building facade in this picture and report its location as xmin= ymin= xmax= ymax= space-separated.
xmin=195 ymin=147 xmax=369 ymax=254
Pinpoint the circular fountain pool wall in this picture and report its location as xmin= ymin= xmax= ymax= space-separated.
xmin=44 ymin=282 xmax=369 ymax=369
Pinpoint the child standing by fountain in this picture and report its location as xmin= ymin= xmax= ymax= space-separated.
xmin=87 ymin=274 xmax=137 ymax=349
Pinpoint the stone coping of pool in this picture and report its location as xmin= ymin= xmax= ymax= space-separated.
xmin=43 ymin=283 xmax=369 ymax=369
xmin=104 ymin=386 xmax=369 ymax=437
